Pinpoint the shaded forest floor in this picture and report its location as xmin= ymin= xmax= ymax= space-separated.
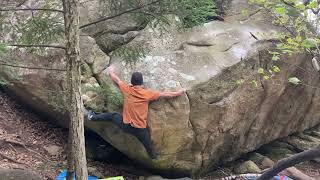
xmin=0 ymin=90 xmax=139 ymax=179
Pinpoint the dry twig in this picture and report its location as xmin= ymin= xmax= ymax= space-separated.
xmin=0 ymin=152 xmax=26 ymax=165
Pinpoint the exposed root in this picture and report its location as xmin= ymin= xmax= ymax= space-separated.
xmin=0 ymin=152 xmax=27 ymax=165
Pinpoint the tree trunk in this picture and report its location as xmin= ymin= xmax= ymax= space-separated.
xmin=66 ymin=129 xmax=75 ymax=180
xmin=62 ymin=0 xmax=88 ymax=179
xmin=257 ymin=145 xmax=320 ymax=180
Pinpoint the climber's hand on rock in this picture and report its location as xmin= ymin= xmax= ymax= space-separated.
xmin=107 ymin=66 xmax=115 ymax=75
xmin=178 ymin=88 xmax=187 ymax=95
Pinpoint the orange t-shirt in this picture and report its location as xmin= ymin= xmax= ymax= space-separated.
xmin=118 ymin=81 xmax=160 ymax=128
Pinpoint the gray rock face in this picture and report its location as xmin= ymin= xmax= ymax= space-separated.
xmin=0 ymin=0 xmax=320 ymax=176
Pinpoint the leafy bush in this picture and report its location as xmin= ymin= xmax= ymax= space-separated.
xmin=83 ymin=84 xmax=123 ymax=112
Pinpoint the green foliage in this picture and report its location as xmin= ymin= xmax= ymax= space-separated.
xmin=272 ymin=65 xmax=281 ymax=73
xmin=113 ymin=46 xmax=149 ymax=65
xmin=258 ymin=68 xmax=264 ymax=74
xmin=269 ymin=51 xmax=281 ymax=61
xmin=236 ymin=79 xmax=244 ymax=85
xmin=174 ymin=0 xmax=217 ymax=28
xmin=0 ymin=76 xmax=8 ymax=86
xmin=251 ymin=80 xmax=258 ymax=87
xmin=1 ymin=1 xmax=63 ymax=53
xmin=263 ymin=75 xmax=269 ymax=80
xmin=0 ymin=43 xmax=8 ymax=55
xmin=308 ymin=0 xmax=318 ymax=9
xmin=288 ymin=77 xmax=301 ymax=85
xmin=101 ymin=85 xmax=123 ymax=112
xmin=250 ymin=0 xmax=320 ymax=56
xmin=249 ymin=0 xmax=320 ymax=87
xmin=117 ymin=0 xmax=217 ymax=29
xmin=19 ymin=11 xmax=64 ymax=51
xmin=84 ymin=84 xmax=123 ymax=112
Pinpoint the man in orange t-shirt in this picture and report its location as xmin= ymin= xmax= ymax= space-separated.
xmin=86 ymin=67 xmax=186 ymax=159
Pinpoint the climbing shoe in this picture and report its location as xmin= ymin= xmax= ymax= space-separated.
xmin=84 ymin=109 xmax=95 ymax=121
xmin=148 ymin=144 xmax=158 ymax=159
xmin=150 ymin=151 xmax=157 ymax=159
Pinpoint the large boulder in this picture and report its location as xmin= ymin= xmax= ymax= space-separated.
xmin=0 ymin=49 xmax=68 ymax=126
xmin=0 ymin=0 xmax=320 ymax=176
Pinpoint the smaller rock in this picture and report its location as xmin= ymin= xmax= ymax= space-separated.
xmin=87 ymin=166 xmax=103 ymax=178
xmin=44 ymin=145 xmax=62 ymax=156
xmin=92 ymin=57 xmax=109 ymax=75
xmin=259 ymin=141 xmax=295 ymax=159
xmin=82 ymin=94 xmax=90 ymax=104
xmin=86 ymin=91 xmax=98 ymax=99
xmin=247 ymin=152 xmax=265 ymax=164
xmin=309 ymin=131 xmax=320 ymax=138
xmin=80 ymin=36 xmax=109 ymax=67
xmin=284 ymin=136 xmax=319 ymax=151
xmin=297 ymin=133 xmax=320 ymax=143
xmin=234 ymin=160 xmax=262 ymax=174
xmin=261 ymin=157 xmax=274 ymax=169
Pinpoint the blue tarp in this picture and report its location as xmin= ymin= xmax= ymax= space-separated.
xmin=55 ymin=170 xmax=98 ymax=180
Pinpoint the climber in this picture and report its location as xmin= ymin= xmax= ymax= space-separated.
xmin=85 ymin=66 xmax=186 ymax=159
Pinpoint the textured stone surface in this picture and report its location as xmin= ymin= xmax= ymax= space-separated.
xmin=0 ymin=50 xmax=68 ymax=127
xmin=44 ymin=145 xmax=62 ymax=156
xmin=80 ymin=36 xmax=110 ymax=76
xmin=284 ymin=134 xmax=320 ymax=151
xmin=260 ymin=157 xmax=274 ymax=169
xmin=234 ymin=160 xmax=262 ymax=174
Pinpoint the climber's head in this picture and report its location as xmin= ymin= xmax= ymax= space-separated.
xmin=131 ymin=72 xmax=143 ymax=86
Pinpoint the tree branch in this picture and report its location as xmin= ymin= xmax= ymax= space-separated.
xmin=0 ymin=62 xmax=66 ymax=71
xmin=79 ymin=0 xmax=162 ymax=29
xmin=303 ymin=0 xmax=312 ymax=6
xmin=16 ymin=0 xmax=28 ymax=7
xmin=257 ymin=145 xmax=320 ymax=180
xmin=310 ymin=8 xmax=320 ymax=15
xmin=9 ymin=44 xmax=65 ymax=49
xmin=0 ymin=8 xmax=64 ymax=13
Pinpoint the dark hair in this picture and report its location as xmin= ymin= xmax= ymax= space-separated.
xmin=131 ymin=72 xmax=143 ymax=86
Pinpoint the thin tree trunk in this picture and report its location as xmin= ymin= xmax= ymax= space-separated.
xmin=62 ymin=0 xmax=88 ymax=179
xmin=66 ymin=129 xmax=75 ymax=180
xmin=257 ymin=145 xmax=320 ymax=180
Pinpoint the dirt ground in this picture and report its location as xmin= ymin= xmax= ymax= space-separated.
xmin=0 ymin=90 xmax=139 ymax=180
